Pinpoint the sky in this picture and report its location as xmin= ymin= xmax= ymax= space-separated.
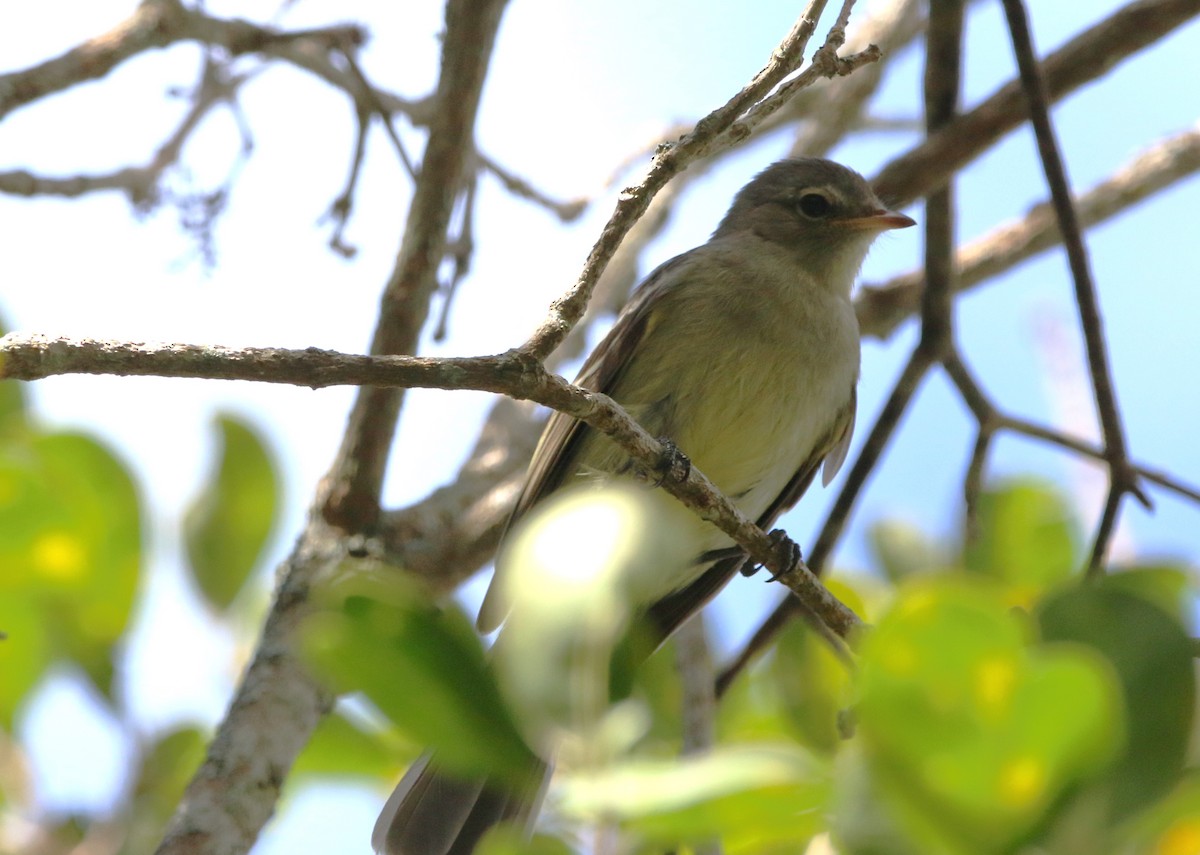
xmin=2 ymin=1 xmax=1199 ymax=853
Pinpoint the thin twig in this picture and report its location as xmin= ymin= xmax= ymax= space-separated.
xmin=478 ymin=152 xmax=588 ymax=222
xmin=942 ymin=353 xmax=996 ymax=540
xmin=998 ymin=415 xmax=1200 ymax=505
xmin=433 ymin=177 xmax=478 ymax=341
xmin=321 ymin=104 xmax=371 ymax=258
xmin=1001 ymin=0 xmax=1146 ymax=580
xmin=0 ymin=0 xmax=371 ymax=121
xmin=856 ymin=122 xmax=1200 ymax=341
xmin=520 ymin=0 xmax=855 ymax=361
xmin=787 ymin=0 xmax=925 ymax=158
xmin=873 ymin=0 xmax=1200 ymax=207
xmin=0 ymin=56 xmax=247 ymax=208
xmin=337 ymin=42 xmax=418 ymax=179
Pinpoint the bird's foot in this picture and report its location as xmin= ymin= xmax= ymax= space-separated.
xmin=752 ymin=528 xmax=802 ymax=581
xmin=650 ymin=436 xmax=691 ymax=488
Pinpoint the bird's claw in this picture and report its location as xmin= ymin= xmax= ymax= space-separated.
xmin=751 ymin=528 xmax=801 ymax=581
xmin=651 ymin=436 xmax=691 ymax=488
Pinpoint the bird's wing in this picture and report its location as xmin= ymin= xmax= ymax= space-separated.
xmin=820 ymin=387 xmax=856 ymax=486
xmin=476 ymin=253 xmax=693 ymax=632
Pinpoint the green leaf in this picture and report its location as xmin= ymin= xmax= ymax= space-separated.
xmin=477 ymin=828 xmax=575 ymax=855
xmin=1103 ymin=563 xmax=1194 ymax=626
xmin=0 ymin=380 xmax=26 ymax=432
xmin=559 ymin=744 xmax=830 ymax=852
xmin=857 ymin=579 xmax=1121 ymax=854
xmin=770 ymin=618 xmax=851 ymax=754
xmin=1037 ymin=577 xmax=1195 ymax=819
xmin=120 ymin=726 xmax=208 ymax=854
xmin=292 ymin=705 xmax=416 ymax=779
xmin=964 ymin=480 xmax=1078 ymax=604
xmin=1119 ymin=772 xmax=1200 ymax=854
xmin=184 ymin=414 xmax=279 ymax=610
xmin=0 ymin=429 xmax=141 ymax=702
xmin=0 ymin=597 xmax=50 ymax=728
xmin=0 ymin=317 xmax=28 ymax=432
xmin=626 ymin=635 xmax=684 ymax=749
xmin=301 ymin=572 xmax=536 ymax=783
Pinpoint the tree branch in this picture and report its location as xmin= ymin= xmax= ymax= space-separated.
xmin=519 ymin=0 xmax=873 ymax=361
xmin=1001 ymin=0 xmax=1146 ymax=578
xmin=872 ymin=0 xmax=1200 ymax=207
xmin=857 ymin=123 xmax=1200 ymax=341
xmin=152 ymin=0 xmax=509 ymax=849
xmin=319 ymin=0 xmax=509 ymax=531
xmin=0 ymin=331 xmax=864 ymax=638
xmin=0 ymin=0 xmax=370 ymax=122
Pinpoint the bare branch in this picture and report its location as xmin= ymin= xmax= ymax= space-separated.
xmin=787 ymin=0 xmax=925 ymax=158
xmin=152 ymin=527 xmax=341 ymax=855
xmin=153 ymin=0 xmax=510 ymax=849
xmin=997 ymin=415 xmax=1200 ymax=506
xmin=0 ymin=0 xmax=372 ymax=121
xmin=0 ymin=331 xmax=864 ymax=645
xmin=872 ymin=0 xmax=1200 ymax=207
xmin=0 ymin=57 xmax=246 ymax=207
xmin=520 ymin=0 xmax=868 ymax=361
xmin=858 ymin=123 xmax=1200 ymax=341
xmin=319 ymin=0 xmax=509 ymax=532
xmin=379 ymin=397 xmax=538 ymax=593
xmin=1002 ymin=0 xmax=1146 ymax=577
xmin=478 ymin=152 xmax=588 ymax=222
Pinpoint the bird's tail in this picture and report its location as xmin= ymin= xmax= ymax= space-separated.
xmin=372 ymin=754 xmax=549 ymax=855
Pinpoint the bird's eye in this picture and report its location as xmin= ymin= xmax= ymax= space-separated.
xmin=796 ymin=192 xmax=832 ymax=219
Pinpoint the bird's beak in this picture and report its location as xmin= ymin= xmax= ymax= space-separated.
xmin=841 ymin=209 xmax=917 ymax=231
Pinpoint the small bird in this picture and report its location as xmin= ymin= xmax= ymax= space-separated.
xmin=373 ymin=157 xmax=915 ymax=854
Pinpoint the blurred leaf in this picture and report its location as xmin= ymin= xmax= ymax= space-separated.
xmin=123 ymin=726 xmax=207 ymax=853
xmin=0 ymin=317 xmax=27 ymax=431
xmin=184 ymin=413 xmax=279 ymax=610
xmin=716 ymin=658 xmax=794 ymax=746
xmin=477 ymin=827 xmax=575 ymax=855
xmin=964 ymin=480 xmax=1078 ymax=606
xmin=857 ymin=579 xmax=1121 ymax=854
xmin=293 ymin=705 xmax=415 ymax=779
xmin=833 ymin=743 xmax=923 ymax=855
xmin=492 ymin=484 xmax=685 ymax=754
xmin=0 ymin=429 xmax=141 ymax=702
xmin=869 ymin=519 xmax=946 ymax=582
xmin=1120 ymin=772 xmax=1200 ymax=854
xmin=559 ymin=744 xmax=830 ymax=851
xmin=770 ymin=618 xmax=852 ymax=754
xmin=1038 ymin=577 xmax=1195 ymax=819
xmin=0 ymin=598 xmax=50 ymax=728
xmin=0 ymin=380 xmax=25 ymax=432
xmin=301 ymin=572 xmax=536 ymax=783
xmin=627 ymin=635 xmax=684 ymax=749
xmin=718 ymin=580 xmax=864 ymax=749
xmin=1104 ymin=564 xmax=1194 ymax=627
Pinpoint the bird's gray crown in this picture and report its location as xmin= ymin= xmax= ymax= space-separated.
xmin=713 ymin=157 xmax=885 ymax=239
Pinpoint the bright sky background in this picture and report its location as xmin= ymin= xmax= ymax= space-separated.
xmin=2 ymin=1 xmax=1198 ymax=852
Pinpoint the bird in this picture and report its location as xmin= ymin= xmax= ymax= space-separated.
xmin=373 ymin=157 xmax=916 ymax=854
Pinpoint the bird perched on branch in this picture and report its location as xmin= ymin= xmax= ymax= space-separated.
xmin=373 ymin=157 xmax=915 ymax=854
